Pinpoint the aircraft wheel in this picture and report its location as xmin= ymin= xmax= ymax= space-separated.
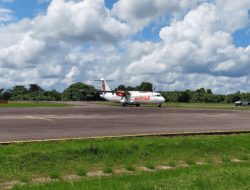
xmin=158 ymin=104 xmax=162 ymax=107
xmin=136 ymin=104 xmax=140 ymax=107
xmin=122 ymin=103 xmax=127 ymax=107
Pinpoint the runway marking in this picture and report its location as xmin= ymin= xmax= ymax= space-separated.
xmin=1 ymin=130 xmax=250 ymax=145
xmin=25 ymin=116 xmax=54 ymax=122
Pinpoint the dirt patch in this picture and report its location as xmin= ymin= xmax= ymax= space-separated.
xmin=87 ymin=170 xmax=111 ymax=177
xmin=1 ymin=180 xmax=24 ymax=189
xmin=196 ymin=162 xmax=206 ymax=165
xmin=0 ymin=160 xmax=248 ymax=189
xmin=32 ymin=177 xmax=51 ymax=184
xmin=114 ymin=168 xmax=133 ymax=174
xmin=63 ymin=174 xmax=81 ymax=181
xmin=137 ymin=166 xmax=154 ymax=171
xmin=156 ymin=165 xmax=173 ymax=170
xmin=231 ymin=158 xmax=243 ymax=162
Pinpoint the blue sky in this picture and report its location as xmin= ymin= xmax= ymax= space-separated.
xmin=0 ymin=0 xmax=50 ymax=19
xmin=233 ymin=27 xmax=250 ymax=47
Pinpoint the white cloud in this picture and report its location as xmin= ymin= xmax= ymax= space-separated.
xmin=0 ymin=8 xmax=14 ymax=22
xmin=112 ymin=0 xmax=199 ymax=32
xmin=0 ymin=19 xmax=32 ymax=47
xmin=0 ymin=32 xmax=45 ymax=68
xmin=32 ymin=0 xmax=130 ymax=43
xmin=63 ymin=66 xmax=80 ymax=85
xmin=125 ymin=1 xmax=250 ymax=93
xmin=0 ymin=0 xmax=250 ymax=93
xmin=213 ymin=60 xmax=236 ymax=72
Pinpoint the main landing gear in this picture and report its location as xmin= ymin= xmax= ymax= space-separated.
xmin=122 ymin=103 xmax=140 ymax=107
xmin=158 ymin=103 xmax=163 ymax=107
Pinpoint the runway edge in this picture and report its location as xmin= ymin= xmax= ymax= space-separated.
xmin=1 ymin=130 xmax=250 ymax=145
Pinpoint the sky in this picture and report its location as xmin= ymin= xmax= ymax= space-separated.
xmin=0 ymin=0 xmax=250 ymax=94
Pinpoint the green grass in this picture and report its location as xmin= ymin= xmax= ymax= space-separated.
xmin=165 ymin=102 xmax=250 ymax=110
xmin=240 ymin=155 xmax=250 ymax=161
xmin=145 ymin=163 xmax=155 ymax=169
xmin=97 ymin=101 xmax=250 ymax=110
xmin=76 ymin=168 xmax=87 ymax=177
xmin=103 ymin=166 xmax=113 ymax=174
xmin=186 ymin=159 xmax=196 ymax=165
xmin=0 ymin=134 xmax=250 ymax=182
xmin=168 ymin=161 xmax=176 ymax=167
xmin=125 ymin=164 xmax=136 ymax=171
xmin=12 ymin=162 xmax=250 ymax=190
xmin=18 ymin=175 xmax=31 ymax=183
xmin=221 ymin=156 xmax=231 ymax=163
xmin=0 ymin=102 xmax=72 ymax=108
xmin=50 ymin=171 xmax=61 ymax=180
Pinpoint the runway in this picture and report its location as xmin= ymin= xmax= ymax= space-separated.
xmin=0 ymin=102 xmax=250 ymax=143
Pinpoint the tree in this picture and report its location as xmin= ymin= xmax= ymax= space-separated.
xmin=240 ymin=93 xmax=250 ymax=101
xmin=29 ymin=84 xmax=44 ymax=93
xmin=232 ymin=91 xmax=241 ymax=102
xmin=116 ymin=84 xmax=126 ymax=90
xmin=196 ymin=88 xmax=206 ymax=94
xmin=26 ymin=84 xmax=45 ymax=101
xmin=10 ymin=85 xmax=28 ymax=100
xmin=207 ymin=89 xmax=213 ymax=94
xmin=162 ymin=91 xmax=178 ymax=102
xmin=126 ymin=86 xmax=135 ymax=91
xmin=3 ymin=90 xmax=12 ymax=100
xmin=0 ymin=88 xmax=4 ymax=99
xmin=135 ymin=82 xmax=153 ymax=91
xmin=62 ymin=82 xmax=97 ymax=101
xmin=44 ymin=90 xmax=62 ymax=101
xmin=114 ymin=84 xmax=135 ymax=91
xmin=177 ymin=90 xmax=190 ymax=102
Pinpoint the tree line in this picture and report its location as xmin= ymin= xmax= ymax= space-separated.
xmin=0 ymin=82 xmax=249 ymax=103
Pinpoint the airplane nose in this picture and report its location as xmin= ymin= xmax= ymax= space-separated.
xmin=160 ymin=96 xmax=165 ymax=103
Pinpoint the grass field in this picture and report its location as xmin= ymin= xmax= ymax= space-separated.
xmin=0 ymin=102 xmax=72 ymax=108
xmin=98 ymin=101 xmax=250 ymax=110
xmin=0 ymin=134 xmax=249 ymax=184
xmin=166 ymin=102 xmax=250 ymax=110
xmin=12 ymin=162 xmax=250 ymax=190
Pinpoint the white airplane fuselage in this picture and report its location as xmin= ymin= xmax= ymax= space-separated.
xmin=98 ymin=78 xmax=165 ymax=107
xmin=100 ymin=91 xmax=165 ymax=106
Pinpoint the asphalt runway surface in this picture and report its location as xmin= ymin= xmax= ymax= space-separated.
xmin=0 ymin=102 xmax=250 ymax=142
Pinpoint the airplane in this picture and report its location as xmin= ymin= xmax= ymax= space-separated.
xmin=94 ymin=78 xmax=165 ymax=107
